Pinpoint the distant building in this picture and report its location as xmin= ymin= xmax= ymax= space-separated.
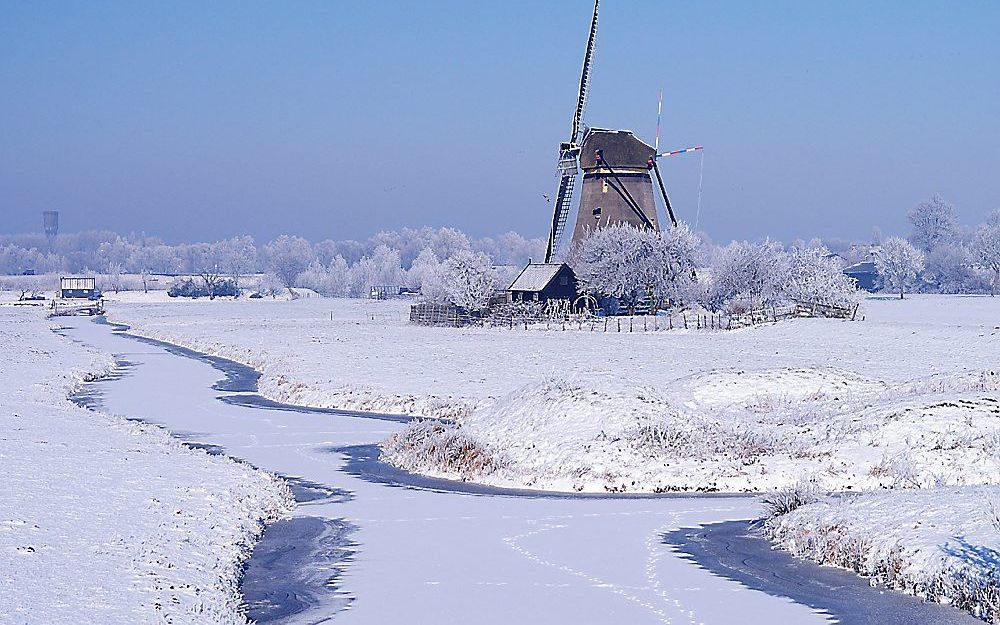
xmin=508 ymin=263 xmax=578 ymax=303
xmin=60 ymin=277 xmax=98 ymax=299
xmin=843 ymin=261 xmax=878 ymax=292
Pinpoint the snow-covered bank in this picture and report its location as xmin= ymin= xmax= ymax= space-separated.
xmin=0 ymin=307 xmax=292 ymax=624
xmin=764 ymin=487 xmax=1000 ymax=622
xmin=385 ymin=369 xmax=1000 ymax=492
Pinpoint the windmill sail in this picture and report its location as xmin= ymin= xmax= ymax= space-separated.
xmin=545 ymin=0 xmax=599 ymax=263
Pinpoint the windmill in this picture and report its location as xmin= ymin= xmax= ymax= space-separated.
xmin=543 ymin=0 xmax=701 ymax=262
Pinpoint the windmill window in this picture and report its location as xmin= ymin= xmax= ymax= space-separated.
xmin=533 ymin=293 xmax=539 ymax=301
xmin=560 ymin=277 xmax=568 ymax=286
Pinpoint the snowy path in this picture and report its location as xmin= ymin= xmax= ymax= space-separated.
xmin=62 ymin=317 xmax=836 ymax=624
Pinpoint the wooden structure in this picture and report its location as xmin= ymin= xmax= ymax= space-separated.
xmin=508 ymin=263 xmax=578 ymax=304
xmin=409 ymin=303 xmax=473 ymax=327
xmin=60 ymin=276 xmax=98 ymax=299
xmin=543 ymin=0 xmax=694 ymax=262
xmin=570 ymin=129 xmax=659 ymax=243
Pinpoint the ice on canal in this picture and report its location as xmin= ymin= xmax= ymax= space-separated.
xmin=65 ymin=317 xmax=829 ymax=625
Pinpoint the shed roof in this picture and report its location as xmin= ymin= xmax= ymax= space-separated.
xmin=843 ymin=261 xmax=876 ymax=273
xmin=508 ymin=263 xmax=565 ymax=292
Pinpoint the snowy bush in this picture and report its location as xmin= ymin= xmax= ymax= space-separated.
xmin=167 ymin=277 xmax=237 ymax=298
xmin=761 ymin=482 xmax=819 ymax=518
xmin=874 ymin=237 xmax=925 ymax=299
xmin=381 ymin=421 xmax=501 ymax=480
xmin=783 ymin=246 xmax=859 ymax=307
xmin=708 ymin=239 xmax=788 ymax=310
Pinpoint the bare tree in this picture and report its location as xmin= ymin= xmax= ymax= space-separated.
xmin=874 ymin=237 xmax=925 ymax=299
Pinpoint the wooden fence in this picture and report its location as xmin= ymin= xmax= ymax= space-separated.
xmin=412 ymin=299 xmax=859 ymax=331
xmin=409 ymin=303 xmax=475 ymax=327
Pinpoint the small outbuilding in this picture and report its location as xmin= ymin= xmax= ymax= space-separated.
xmin=60 ymin=276 xmax=98 ymax=299
xmin=508 ymin=263 xmax=578 ymax=303
xmin=843 ymin=261 xmax=878 ymax=292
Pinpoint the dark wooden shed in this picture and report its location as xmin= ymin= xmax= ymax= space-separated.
xmin=508 ymin=263 xmax=578 ymax=303
xmin=60 ymin=276 xmax=98 ymax=299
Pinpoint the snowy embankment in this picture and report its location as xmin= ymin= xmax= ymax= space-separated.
xmin=764 ymin=488 xmax=1000 ymax=622
xmin=0 ymin=306 xmax=292 ymax=624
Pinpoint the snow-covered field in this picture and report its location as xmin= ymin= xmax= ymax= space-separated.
xmin=0 ymin=306 xmax=291 ymax=624
xmin=109 ymin=295 xmax=1000 ymax=493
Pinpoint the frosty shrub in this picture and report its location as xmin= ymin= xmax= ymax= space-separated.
xmin=167 ymin=276 xmax=237 ymax=298
xmin=783 ymin=246 xmax=859 ymax=307
xmin=874 ymin=237 xmax=925 ymax=299
xmin=761 ymin=482 xmax=819 ymax=518
xmin=381 ymin=421 xmax=499 ymax=479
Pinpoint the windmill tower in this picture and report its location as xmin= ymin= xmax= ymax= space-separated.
xmin=544 ymin=0 xmax=697 ymax=262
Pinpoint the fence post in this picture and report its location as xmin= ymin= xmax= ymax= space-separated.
xmin=604 ymin=318 xmax=608 ymax=332
xmin=617 ymin=318 xmax=621 ymax=332
xmin=669 ymin=315 xmax=673 ymax=330
xmin=629 ymin=317 xmax=633 ymax=332
xmin=683 ymin=313 xmax=687 ymax=329
xmin=643 ymin=317 xmax=647 ymax=332
xmin=851 ymin=303 xmax=859 ymax=321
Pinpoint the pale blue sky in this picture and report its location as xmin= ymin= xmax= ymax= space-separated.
xmin=2 ymin=1 xmax=998 ymax=243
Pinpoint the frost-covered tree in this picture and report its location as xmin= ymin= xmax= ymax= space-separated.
xmin=350 ymin=245 xmax=404 ymax=297
xmin=874 ymin=236 xmax=925 ymax=299
xmin=922 ymin=243 xmax=982 ymax=294
xmin=972 ymin=224 xmax=1000 ymax=296
xmin=784 ymin=246 xmax=859 ymax=307
xmin=265 ymin=235 xmax=314 ymax=291
xmin=407 ymin=248 xmax=441 ymax=289
xmin=908 ymin=194 xmax=957 ymax=252
xmin=439 ymin=249 xmax=498 ymax=311
xmin=574 ymin=223 xmax=699 ymax=310
xmin=218 ymin=235 xmax=257 ymax=290
xmin=187 ymin=242 xmax=224 ymax=298
xmin=709 ymin=239 xmax=788 ymax=310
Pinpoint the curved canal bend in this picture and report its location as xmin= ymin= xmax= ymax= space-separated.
xmin=60 ymin=317 xmax=979 ymax=625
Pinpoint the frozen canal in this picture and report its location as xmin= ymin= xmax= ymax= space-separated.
xmin=60 ymin=317 xmax=972 ymax=625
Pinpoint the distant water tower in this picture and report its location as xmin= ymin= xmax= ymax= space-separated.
xmin=43 ymin=211 xmax=59 ymax=248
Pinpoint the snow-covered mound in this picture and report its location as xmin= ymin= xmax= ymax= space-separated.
xmin=0 ymin=307 xmax=292 ymax=623
xmin=384 ymin=367 xmax=1000 ymax=493
xmin=765 ymin=486 xmax=1000 ymax=622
